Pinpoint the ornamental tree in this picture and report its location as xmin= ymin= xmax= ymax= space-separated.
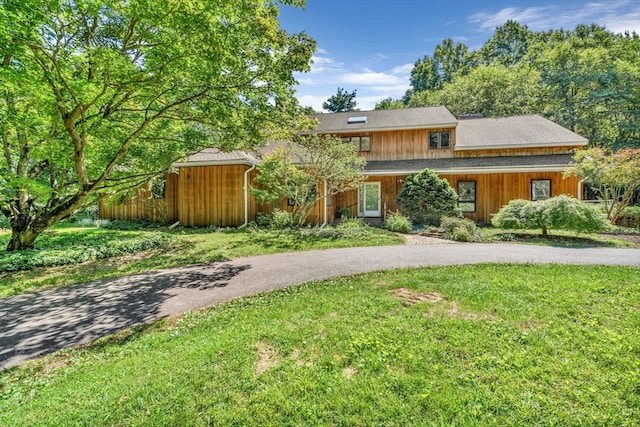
xmin=0 ymin=0 xmax=315 ymax=250
xmin=491 ymin=195 xmax=611 ymax=237
xmin=564 ymin=148 xmax=640 ymax=223
xmin=252 ymin=134 xmax=366 ymax=227
xmin=396 ymin=168 xmax=459 ymax=225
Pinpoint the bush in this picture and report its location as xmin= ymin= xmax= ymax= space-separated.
xmin=383 ymin=211 xmax=412 ymax=233
xmin=396 ymin=168 xmax=459 ymax=225
xmin=491 ymin=195 xmax=612 ymax=236
xmin=337 ymin=218 xmax=367 ymax=229
xmin=440 ymin=216 xmax=482 ymax=242
xmin=255 ymin=212 xmax=272 ymax=227
xmin=617 ymin=206 xmax=640 ymax=228
xmin=271 ymin=209 xmax=292 ymax=230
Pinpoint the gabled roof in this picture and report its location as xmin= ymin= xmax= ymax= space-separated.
xmin=455 ymin=115 xmax=587 ymax=150
xmin=365 ymin=154 xmax=575 ymax=175
xmin=310 ymin=106 xmax=457 ymax=133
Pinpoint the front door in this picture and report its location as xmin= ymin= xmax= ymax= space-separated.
xmin=358 ymin=182 xmax=381 ymax=217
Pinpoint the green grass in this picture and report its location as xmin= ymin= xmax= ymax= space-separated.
xmin=0 ymin=225 xmax=404 ymax=298
xmin=1 ymin=264 xmax=638 ymax=425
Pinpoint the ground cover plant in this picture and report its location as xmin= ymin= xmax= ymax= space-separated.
xmin=0 ymin=224 xmax=404 ymax=298
xmin=1 ymin=264 xmax=638 ymax=425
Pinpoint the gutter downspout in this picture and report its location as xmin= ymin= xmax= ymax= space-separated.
xmin=240 ymin=163 xmax=257 ymax=228
xmin=578 ymin=179 xmax=585 ymax=201
xmin=320 ymin=180 xmax=328 ymax=228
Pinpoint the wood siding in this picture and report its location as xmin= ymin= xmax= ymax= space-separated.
xmin=99 ymin=173 xmax=179 ymax=224
xmin=456 ymin=146 xmax=576 ymax=157
xmin=336 ymin=127 xmax=456 ymax=161
xmin=177 ymin=165 xmax=254 ymax=227
xmin=333 ymin=172 xmax=581 ymax=224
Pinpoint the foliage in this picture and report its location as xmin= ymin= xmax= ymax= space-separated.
xmin=491 ymin=195 xmax=612 ymax=236
xmin=407 ymin=38 xmax=471 ymax=94
xmin=270 ymin=209 xmax=292 ymax=230
xmin=0 ymin=230 xmax=173 ymax=272
xmin=0 ymin=225 xmax=404 ymax=298
xmin=565 ymin=148 xmax=640 ymax=223
xmin=440 ymin=217 xmax=482 ymax=242
xmin=383 ymin=211 xmax=412 ymax=233
xmin=617 ymin=205 xmax=640 ymax=228
xmin=336 ymin=218 xmax=367 ymax=229
xmin=322 ymin=87 xmax=358 ymax=112
xmin=337 ymin=207 xmax=352 ymax=219
xmin=252 ymin=135 xmax=366 ymax=227
xmin=396 ymin=169 xmax=459 ymax=225
xmin=2 ymin=265 xmax=639 ymax=425
xmin=409 ymin=64 xmax=542 ymax=117
xmin=0 ymin=0 xmax=315 ymax=251
xmin=374 ymin=98 xmax=405 ymax=110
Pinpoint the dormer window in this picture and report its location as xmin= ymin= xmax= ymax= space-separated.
xmin=429 ymin=131 xmax=451 ymax=149
xmin=347 ymin=116 xmax=367 ymax=124
xmin=341 ymin=135 xmax=371 ymax=152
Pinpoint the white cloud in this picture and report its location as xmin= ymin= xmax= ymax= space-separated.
xmin=468 ymin=1 xmax=640 ymax=34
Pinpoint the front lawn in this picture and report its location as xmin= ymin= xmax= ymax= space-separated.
xmin=0 ymin=224 xmax=404 ymax=298
xmin=1 ymin=264 xmax=639 ymax=425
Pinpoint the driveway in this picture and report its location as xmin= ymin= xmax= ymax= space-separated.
xmin=1 ymin=242 xmax=639 ymax=370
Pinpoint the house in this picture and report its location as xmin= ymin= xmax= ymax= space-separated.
xmin=99 ymin=106 xmax=588 ymax=226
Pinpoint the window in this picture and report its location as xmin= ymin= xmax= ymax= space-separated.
xmin=341 ymin=135 xmax=371 ymax=152
xmin=429 ymin=131 xmax=451 ymax=149
xmin=457 ymin=181 xmax=476 ymax=212
xmin=347 ymin=116 xmax=367 ymax=124
xmin=531 ymin=179 xmax=551 ymax=201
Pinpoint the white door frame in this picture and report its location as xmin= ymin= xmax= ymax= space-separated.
xmin=358 ymin=182 xmax=381 ymax=217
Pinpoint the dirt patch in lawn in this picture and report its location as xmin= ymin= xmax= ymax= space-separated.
xmin=393 ymin=288 xmax=445 ymax=305
xmin=255 ymin=341 xmax=280 ymax=375
xmin=393 ymin=288 xmax=497 ymax=321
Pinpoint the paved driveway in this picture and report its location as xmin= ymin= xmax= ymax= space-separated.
xmin=1 ymin=242 xmax=639 ymax=370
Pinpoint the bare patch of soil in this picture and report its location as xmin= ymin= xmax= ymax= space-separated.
xmin=393 ymin=288 xmax=444 ymax=305
xmin=393 ymin=288 xmax=497 ymax=321
xmin=255 ymin=341 xmax=280 ymax=375
xmin=342 ymin=365 xmax=358 ymax=379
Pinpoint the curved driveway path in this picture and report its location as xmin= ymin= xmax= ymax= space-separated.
xmin=1 ymin=242 xmax=639 ymax=370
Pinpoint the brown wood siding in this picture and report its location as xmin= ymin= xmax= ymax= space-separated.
xmin=455 ymin=146 xmax=577 ymax=158
xmin=335 ymin=127 xmax=456 ymax=161
xmin=99 ymin=173 xmax=179 ymax=224
xmin=333 ymin=172 xmax=581 ymax=224
xmin=177 ymin=165 xmax=250 ymax=227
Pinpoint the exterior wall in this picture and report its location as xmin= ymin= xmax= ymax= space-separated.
xmin=334 ymin=172 xmax=581 ymax=224
xmin=456 ymin=146 xmax=577 ymax=158
xmin=177 ymin=165 xmax=255 ymax=227
xmin=98 ymin=173 xmax=179 ymax=224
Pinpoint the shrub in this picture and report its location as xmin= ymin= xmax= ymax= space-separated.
xmin=271 ymin=209 xmax=292 ymax=229
xmin=617 ymin=206 xmax=640 ymax=228
xmin=337 ymin=218 xmax=367 ymax=229
xmin=396 ymin=168 xmax=459 ymax=225
xmin=383 ymin=211 xmax=412 ymax=233
xmin=491 ymin=195 xmax=612 ymax=236
xmin=440 ymin=216 xmax=482 ymax=242
xmin=255 ymin=212 xmax=272 ymax=227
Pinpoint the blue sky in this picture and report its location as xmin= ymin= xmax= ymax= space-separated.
xmin=278 ymin=0 xmax=640 ymax=111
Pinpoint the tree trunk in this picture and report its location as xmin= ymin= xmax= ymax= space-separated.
xmin=541 ymin=224 xmax=548 ymax=237
xmin=7 ymin=226 xmax=41 ymax=251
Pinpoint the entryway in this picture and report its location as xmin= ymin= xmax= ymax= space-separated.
xmin=358 ymin=182 xmax=381 ymax=218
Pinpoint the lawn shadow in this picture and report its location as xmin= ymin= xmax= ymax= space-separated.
xmin=0 ymin=262 xmax=250 ymax=370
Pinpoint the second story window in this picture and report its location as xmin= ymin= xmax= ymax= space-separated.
xmin=429 ymin=131 xmax=451 ymax=149
xmin=342 ymin=136 xmax=371 ymax=152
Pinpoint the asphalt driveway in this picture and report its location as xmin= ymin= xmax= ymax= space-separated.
xmin=1 ymin=242 xmax=639 ymax=370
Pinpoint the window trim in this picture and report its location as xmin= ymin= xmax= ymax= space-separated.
xmin=457 ymin=180 xmax=476 ymax=213
xmin=429 ymin=131 xmax=451 ymax=149
xmin=531 ymin=179 xmax=552 ymax=201
xmin=342 ymin=135 xmax=371 ymax=152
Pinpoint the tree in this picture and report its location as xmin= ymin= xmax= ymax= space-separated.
xmin=564 ymin=148 xmax=640 ymax=223
xmin=396 ymin=168 xmax=459 ymax=225
xmin=0 ymin=0 xmax=315 ymax=251
xmin=322 ymin=87 xmax=357 ymax=112
xmin=252 ymin=134 xmax=366 ymax=227
xmin=408 ymin=38 xmax=471 ymax=94
xmin=478 ymin=21 xmax=535 ymax=66
xmin=409 ymin=64 xmax=542 ymax=117
xmin=374 ymin=98 xmax=405 ymax=110
xmin=491 ymin=195 xmax=611 ymax=237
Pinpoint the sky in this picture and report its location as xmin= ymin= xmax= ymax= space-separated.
xmin=278 ymin=0 xmax=640 ymax=112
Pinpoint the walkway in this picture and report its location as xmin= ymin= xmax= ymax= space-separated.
xmin=1 ymin=242 xmax=639 ymax=370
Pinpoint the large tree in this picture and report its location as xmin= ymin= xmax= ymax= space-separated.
xmin=0 ymin=0 xmax=315 ymax=250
